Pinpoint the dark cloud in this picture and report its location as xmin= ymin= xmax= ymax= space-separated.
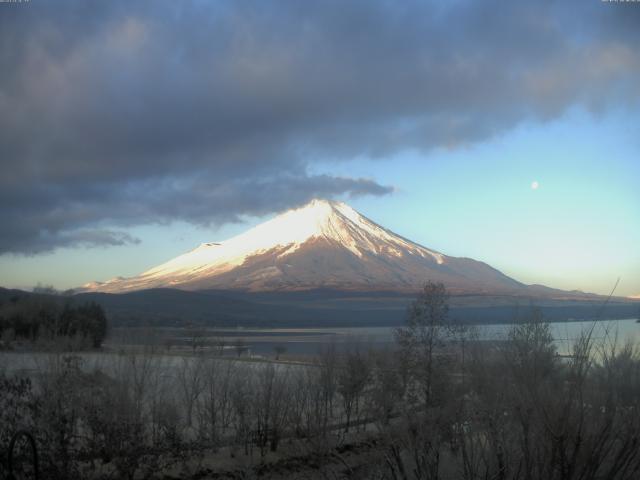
xmin=0 ymin=0 xmax=638 ymax=254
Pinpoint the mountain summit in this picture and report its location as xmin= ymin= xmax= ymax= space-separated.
xmin=83 ymin=199 xmax=523 ymax=293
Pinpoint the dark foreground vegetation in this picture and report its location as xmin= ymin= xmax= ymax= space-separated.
xmin=2 ymin=282 xmax=640 ymax=479
xmin=0 ymin=289 xmax=108 ymax=349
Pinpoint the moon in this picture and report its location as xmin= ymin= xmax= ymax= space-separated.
xmin=531 ymin=180 xmax=539 ymax=190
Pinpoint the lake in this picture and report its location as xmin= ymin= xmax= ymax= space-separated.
xmin=137 ymin=318 xmax=640 ymax=356
xmin=2 ymin=319 xmax=637 ymax=374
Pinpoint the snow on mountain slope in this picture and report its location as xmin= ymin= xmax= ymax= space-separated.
xmin=82 ymin=199 xmax=524 ymax=293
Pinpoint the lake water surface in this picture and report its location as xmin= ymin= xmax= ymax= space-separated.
xmin=2 ymin=319 xmax=637 ymax=373
xmin=164 ymin=318 xmax=640 ymax=356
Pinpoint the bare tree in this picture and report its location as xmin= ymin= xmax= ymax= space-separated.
xmin=318 ymin=342 xmax=339 ymax=435
xmin=338 ymin=346 xmax=371 ymax=432
xmin=395 ymin=281 xmax=451 ymax=406
xmin=235 ymin=338 xmax=248 ymax=357
xmin=368 ymin=349 xmax=405 ymax=426
xmin=254 ymin=363 xmax=292 ymax=454
xmin=177 ymin=356 xmax=205 ymax=431
xmin=287 ymin=367 xmax=312 ymax=438
xmin=197 ymin=358 xmax=235 ymax=448
xmin=274 ymin=344 xmax=287 ymax=360
xmin=230 ymin=364 xmax=254 ymax=456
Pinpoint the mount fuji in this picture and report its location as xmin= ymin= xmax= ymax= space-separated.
xmin=83 ymin=199 xmax=527 ymax=294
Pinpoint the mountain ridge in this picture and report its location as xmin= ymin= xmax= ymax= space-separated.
xmin=2 ymin=286 xmax=637 ymax=328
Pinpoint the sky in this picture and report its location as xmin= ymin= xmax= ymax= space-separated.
xmin=0 ymin=0 xmax=638 ymax=296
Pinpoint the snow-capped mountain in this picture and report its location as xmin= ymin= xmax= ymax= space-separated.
xmin=83 ymin=199 xmax=524 ymax=294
